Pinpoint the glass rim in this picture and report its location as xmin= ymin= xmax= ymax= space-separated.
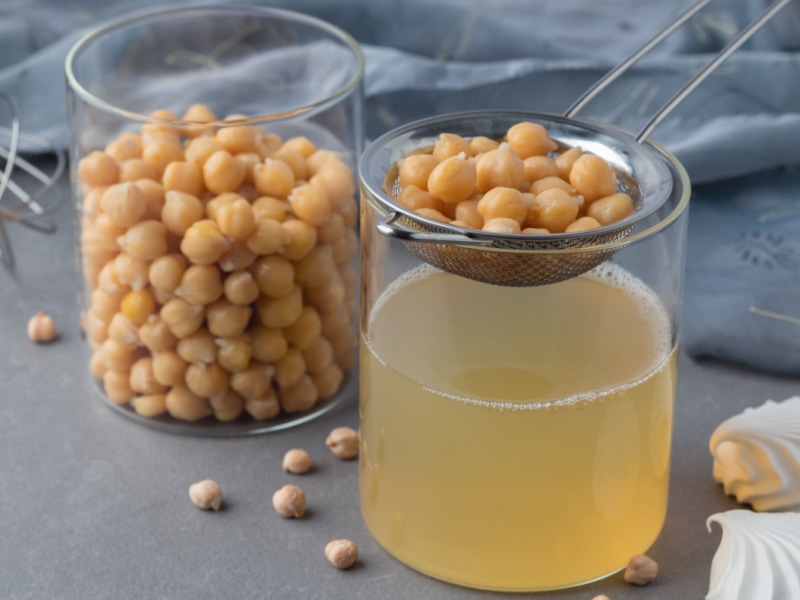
xmin=360 ymin=109 xmax=691 ymax=256
xmin=64 ymin=3 xmax=366 ymax=127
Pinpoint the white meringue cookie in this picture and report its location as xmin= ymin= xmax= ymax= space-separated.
xmin=709 ymin=396 xmax=800 ymax=511
xmin=706 ymin=510 xmax=800 ymax=600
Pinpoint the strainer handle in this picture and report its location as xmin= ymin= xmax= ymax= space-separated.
xmin=377 ymin=211 xmax=495 ymax=246
xmin=564 ymin=0 xmax=793 ymax=143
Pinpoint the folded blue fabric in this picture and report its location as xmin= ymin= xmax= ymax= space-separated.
xmin=1 ymin=0 xmax=798 ymax=374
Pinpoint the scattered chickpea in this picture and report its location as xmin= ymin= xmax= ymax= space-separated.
xmin=324 ymin=539 xmax=359 ymax=570
xmin=623 ymin=554 xmax=658 ymax=585
xmin=326 ymin=426 xmax=359 ymax=460
xmin=188 ymin=479 xmax=223 ymax=511
xmin=591 ymin=596 xmax=610 ymax=600
xmin=27 ymin=311 xmax=56 ymax=343
xmin=272 ymin=484 xmax=306 ymax=518
xmin=282 ymin=448 xmax=312 ymax=474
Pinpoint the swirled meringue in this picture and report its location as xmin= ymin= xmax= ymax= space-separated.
xmin=709 ymin=396 xmax=800 ymax=511
xmin=706 ymin=510 xmax=800 ymax=600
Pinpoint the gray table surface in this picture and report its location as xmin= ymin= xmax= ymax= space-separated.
xmin=2 ymin=167 xmax=799 ymax=600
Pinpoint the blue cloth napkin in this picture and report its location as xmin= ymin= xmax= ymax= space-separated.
xmin=1 ymin=0 xmax=798 ymax=374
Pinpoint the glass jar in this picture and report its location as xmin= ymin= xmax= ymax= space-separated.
xmin=65 ymin=5 xmax=364 ymax=435
xmin=358 ymin=110 xmax=690 ymax=591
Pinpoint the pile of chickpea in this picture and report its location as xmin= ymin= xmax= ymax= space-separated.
xmin=79 ymin=104 xmax=358 ymax=423
xmin=396 ymin=121 xmax=635 ymax=235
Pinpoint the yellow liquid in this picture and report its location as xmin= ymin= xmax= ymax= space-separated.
xmin=360 ymin=264 xmax=677 ymax=591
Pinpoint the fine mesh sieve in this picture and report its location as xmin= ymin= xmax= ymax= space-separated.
xmin=359 ymin=0 xmax=791 ymax=287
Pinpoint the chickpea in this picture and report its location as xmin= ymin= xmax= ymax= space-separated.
xmin=98 ymin=262 xmax=130 ymax=297
xmin=217 ymin=121 xmax=261 ymax=154
xmin=142 ymin=139 xmax=184 ymax=175
xmin=180 ymin=220 xmax=230 ymax=265
xmin=78 ymin=151 xmax=119 ymax=187
xmin=130 ymin=357 xmax=167 ymax=395
xmin=318 ymin=213 xmax=346 ymax=245
xmin=103 ymin=369 xmax=135 ymax=405
xmin=210 ymin=389 xmax=245 ymax=422
xmin=107 ymin=312 xmax=140 ymax=348
xmin=135 ymin=178 xmax=166 ymax=221
xmin=114 ymin=253 xmax=150 ymax=291
xmin=257 ymin=133 xmax=283 ymax=158
xmin=91 ymin=289 xmax=121 ymax=323
xmin=206 ymin=299 xmax=252 ymax=338
xmin=415 ymin=207 xmax=449 ymax=223
xmin=282 ymin=448 xmax=312 ymax=474
xmin=339 ymin=264 xmax=357 ymax=300
xmin=162 ymin=161 xmax=203 ymax=196
xmin=522 ymin=156 xmax=559 ymax=183
xmin=569 ymin=154 xmax=617 ymax=203
xmin=555 ymin=146 xmax=583 ymax=180
xmin=332 ymin=327 xmax=357 ymax=371
xmin=319 ymin=304 xmax=350 ymax=338
xmin=223 ymin=270 xmax=260 ymax=306
xmin=396 ymin=185 xmax=441 ymax=212
xmin=587 ymin=192 xmax=634 ymax=225
xmin=132 ymin=393 xmax=167 ymax=418
xmin=282 ymin=136 xmax=316 ymax=159
xmin=506 ymin=121 xmax=558 ymax=159
xmin=565 ymin=216 xmax=602 ymax=232
xmin=398 ymin=154 xmax=440 ymax=190
xmin=85 ymin=310 xmax=110 ymax=345
xmin=253 ymin=158 xmax=295 ymax=198
xmin=152 ymin=349 xmax=189 ymax=386
xmin=181 ymin=103 xmax=217 ymax=138
xmin=272 ymin=484 xmax=306 ymax=518
xmin=432 ymin=133 xmax=470 ymax=161
xmin=454 ymin=198 xmax=483 ymax=230
xmin=188 ymin=479 xmax=223 ymax=511
xmin=81 ymin=186 xmax=106 ymax=220
xmin=185 ymin=136 xmax=224 ymax=168
xmin=118 ymin=221 xmax=168 ymax=261
xmin=527 ymin=188 xmax=580 ymax=233
xmin=251 ymin=326 xmax=288 ymax=363
xmin=92 ymin=214 xmax=125 ymax=252
xmin=186 ymin=362 xmax=230 ymax=398
xmin=215 ymin=197 xmax=255 ymax=239
xmin=118 ymin=158 xmax=160 ymax=183
xmin=100 ymin=182 xmax=146 ymax=227
xmin=272 ymin=145 xmax=310 ymax=181
xmin=310 ymin=161 xmax=355 ymax=207
xmin=284 ymin=306 xmax=322 ymax=350
xmin=337 ymin=196 xmax=359 ymax=230
xmin=215 ymin=334 xmax=253 ymax=373
xmin=160 ymin=298 xmax=205 ymax=338
xmin=203 ymin=150 xmax=246 ymax=194
xmin=530 ymin=176 xmax=577 ymax=196
xmin=293 ymin=245 xmax=336 ymax=288
xmin=280 ymin=219 xmax=318 ymax=261
xmin=279 ymin=375 xmax=318 ymax=413
xmin=160 ymin=191 xmax=204 ymax=236
xmin=149 ymin=253 xmax=187 ymax=294
xmin=165 ymin=384 xmax=212 ymax=421
xmin=275 ymin=347 xmax=307 ymax=389
xmin=101 ymin=338 xmax=135 ymax=372
xmin=141 ymin=109 xmax=180 ymax=142
xmin=251 ymin=255 xmax=294 ymax=298
xmin=289 ymin=182 xmax=331 ymax=226
xmin=120 ymin=289 xmax=156 ymax=325
xmin=477 ymin=186 xmax=527 ymax=225
xmin=138 ymin=317 xmax=177 ymax=353
xmin=301 ymin=336 xmax=334 ymax=375
xmin=305 ymin=275 xmax=346 ymax=312
xmin=326 ymin=426 xmax=359 ymax=459
xmin=218 ymin=240 xmax=258 ymax=272
xmin=177 ymin=329 xmax=217 ymax=364
xmin=311 ymin=363 xmax=344 ymax=400
xmin=230 ymin=362 xmax=275 ymax=399
xmin=427 ymin=155 xmax=476 ymax=204
xmin=469 ymin=136 xmax=500 ymax=156
xmin=252 ymin=196 xmax=290 ymax=222
xmin=175 ymin=264 xmax=223 ymax=306
xmin=27 ymin=311 xmax=56 ymax=343
xmin=624 ymin=554 xmax=658 ymax=585
xmin=105 ymin=133 xmax=142 ymax=162
xmin=245 ymin=393 xmax=281 ymax=421
xmin=256 ymin=285 xmax=303 ymax=328
xmin=483 ymin=217 xmax=521 ymax=234
xmin=246 ymin=217 xmax=290 ymax=256
xmin=475 ymin=143 xmax=524 ymax=192
xmin=205 ymin=193 xmax=239 ymax=221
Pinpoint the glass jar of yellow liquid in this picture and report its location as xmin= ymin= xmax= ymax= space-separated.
xmin=358 ymin=111 xmax=690 ymax=591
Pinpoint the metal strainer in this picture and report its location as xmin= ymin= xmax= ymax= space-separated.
xmin=359 ymin=0 xmax=791 ymax=287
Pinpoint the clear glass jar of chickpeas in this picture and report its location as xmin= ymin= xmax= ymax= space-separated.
xmin=65 ymin=6 xmax=364 ymax=434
